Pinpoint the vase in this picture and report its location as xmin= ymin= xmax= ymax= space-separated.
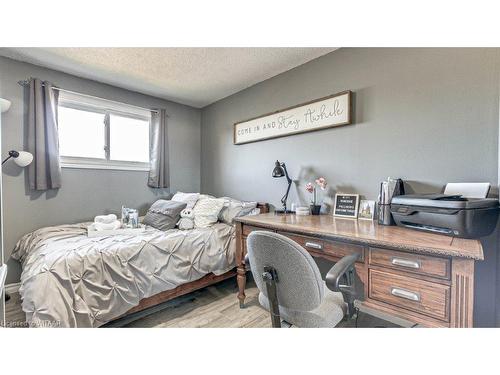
xmin=310 ymin=205 xmax=321 ymax=215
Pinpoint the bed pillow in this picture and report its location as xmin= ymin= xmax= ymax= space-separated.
xmin=218 ymin=197 xmax=258 ymax=224
xmin=193 ymin=197 xmax=226 ymax=228
xmin=143 ymin=200 xmax=187 ymax=230
xmin=171 ymin=192 xmax=200 ymax=210
xmin=199 ymin=193 xmax=215 ymax=200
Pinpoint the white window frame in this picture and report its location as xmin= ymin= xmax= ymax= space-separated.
xmin=58 ymin=91 xmax=151 ymax=171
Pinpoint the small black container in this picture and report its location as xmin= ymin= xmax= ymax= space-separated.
xmin=310 ymin=205 xmax=321 ymax=215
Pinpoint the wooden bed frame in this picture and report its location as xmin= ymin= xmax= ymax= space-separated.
xmin=119 ymin=202 xmax=269 ymax=320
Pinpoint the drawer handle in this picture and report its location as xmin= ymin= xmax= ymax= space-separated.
xmin=391 ymin=257 xmax=420 ymax=269
xmin=305 ymin=241 xmax=323 ymax=250
xmin=391 ymin=287 xmax=421 ymax=302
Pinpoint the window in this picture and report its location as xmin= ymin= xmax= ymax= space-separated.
xmin=57 ymin=91 xmax=151 ymax=171
xmin=58 ymin=107 xmax=106 ymax=159
xmin=109 ymin=114 xmax=149 ymax=163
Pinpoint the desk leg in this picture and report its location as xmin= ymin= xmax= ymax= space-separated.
xmin=236 ymin=222 xmax=246 ymax=308
xmin=237 ymin=266 xmax=247 ymax=309
xmin=450 ymin=258 xmax=474 ymax=328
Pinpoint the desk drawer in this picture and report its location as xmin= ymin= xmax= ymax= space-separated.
xmin=242 ymin=225 xmax=273 ymax=237
xmin=369 ymin=248 xmax=450 ymax=280
xmin=324 ymin=240 xmax=364 ymax=261
xmin=279 ymin=232 xmax=325 ymax=251
xmin=369 ymin=269 xmax=450 ymax=322
xmin=278 ymin=233 xmax=363 ymax=261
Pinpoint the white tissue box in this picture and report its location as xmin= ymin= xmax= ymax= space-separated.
xmin=87 ymin=224 xmax=146 ymax=238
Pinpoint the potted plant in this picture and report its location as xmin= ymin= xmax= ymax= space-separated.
xmin=305 ymin=177 xmax=327 ymax=215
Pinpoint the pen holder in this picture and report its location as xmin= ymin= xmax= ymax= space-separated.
xmin=378 ymin=203 xmax=394 ymax=226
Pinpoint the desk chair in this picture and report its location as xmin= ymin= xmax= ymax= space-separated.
xmin=246 ymin=231 xmax=362 ymax=328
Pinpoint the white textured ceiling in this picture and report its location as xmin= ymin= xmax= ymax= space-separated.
xmin=0 ymin=48 xmax=336 ymax=108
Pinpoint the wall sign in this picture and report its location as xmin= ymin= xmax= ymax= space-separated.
xmin=233 ymin=90 xmax=352 ymax=145
xmin=333 ymin=193 xmax=359 ymax=218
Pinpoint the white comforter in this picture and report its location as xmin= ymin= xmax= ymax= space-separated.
xmin=11 ymin=222 xmax=236 ymax=327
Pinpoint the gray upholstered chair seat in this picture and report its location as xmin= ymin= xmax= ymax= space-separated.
xmin=258 ymin=288 xmax=346 ymax=328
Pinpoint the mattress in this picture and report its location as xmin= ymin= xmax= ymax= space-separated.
xmin=11 ymin=222 xmax=236 ymax=327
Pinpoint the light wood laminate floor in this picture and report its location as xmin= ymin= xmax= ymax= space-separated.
xmin=5 ymin=279 xmax=399 ymax=328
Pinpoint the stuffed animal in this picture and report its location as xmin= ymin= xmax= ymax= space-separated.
xmin=177 ymin=208 xmax=195 ymax=230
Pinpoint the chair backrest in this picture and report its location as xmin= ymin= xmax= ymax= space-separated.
xmin=247 ymin=231 xmax=324 ymax=312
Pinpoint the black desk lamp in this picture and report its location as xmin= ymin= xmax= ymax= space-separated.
xmin=272 ymin=160 xmax=293 ymax=214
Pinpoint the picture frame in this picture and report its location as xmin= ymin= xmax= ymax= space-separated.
xmin=358 ymin=200 xmax=376 ymax=220
xmin=333 ymin=193 xmax=359 ymax=218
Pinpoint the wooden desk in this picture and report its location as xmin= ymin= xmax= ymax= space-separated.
xmin=234 ymin=213 xmax=483 ymax=328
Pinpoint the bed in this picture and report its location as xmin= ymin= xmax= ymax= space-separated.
xmin=11 ymin=203 xmax=268 ymax=328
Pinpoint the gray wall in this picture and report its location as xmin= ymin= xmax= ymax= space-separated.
xmin=201 ymin=48 xmax=500 ymax=326
xmin=0 ymin=56 xmax=201 ymax=284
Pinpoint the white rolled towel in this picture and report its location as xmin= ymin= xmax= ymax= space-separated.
xmin=94 ymin=220 xmax=121 ymax=231
xmin=94 ymin=214 xmax=118 ymax=224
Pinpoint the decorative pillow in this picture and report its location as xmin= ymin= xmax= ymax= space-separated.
xmin=218 ymin=197 xmax=258 ymax=224
xmin=193 ymin=198 xmax=226 ymax=228
xmin=199 ymin=193 xmax=215 ymax=200
xmin=143 ymin=200 xmax=187 ymax=231
xmin=171 ymin=192 xmax=200 ymax=210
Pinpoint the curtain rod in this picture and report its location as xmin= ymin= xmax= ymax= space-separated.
xmin=17 ymin=79 xmax=162 ymax=114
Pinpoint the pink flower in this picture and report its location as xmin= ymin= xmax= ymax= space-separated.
xmin=305 ymin=182 xmax=314 ymax=193
xmin=315 ymin=177 xmax=327 ymax=190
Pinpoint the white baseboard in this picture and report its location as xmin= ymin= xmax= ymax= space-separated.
xmin=5 ymin=282 xmax=20 ymax=294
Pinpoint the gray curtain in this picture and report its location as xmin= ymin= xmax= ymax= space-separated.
xmin=27 ymin=78 xmax=62 ymax=190
xmin=148 ymin=109 xmax=170 ymax=188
